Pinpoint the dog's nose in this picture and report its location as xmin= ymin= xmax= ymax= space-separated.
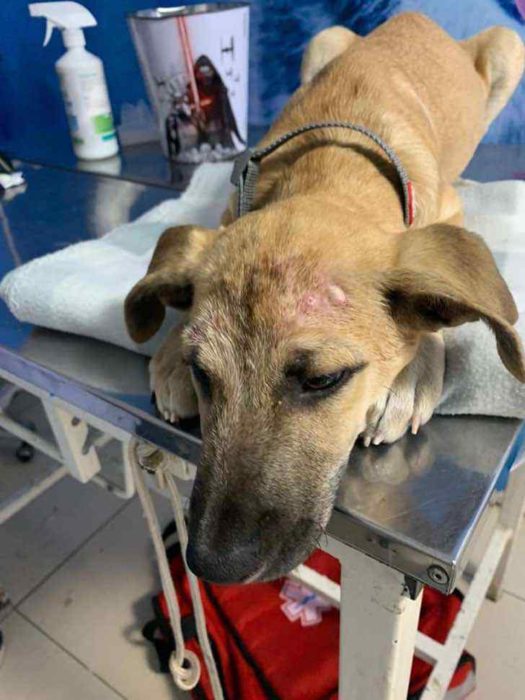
xmin=186 ymin=536 xmax=260 ymax=584
xmin=186 ymin=494 xmax=276 ymax=583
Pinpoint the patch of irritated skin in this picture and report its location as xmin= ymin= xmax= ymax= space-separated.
xmin=296 ymin=282 xmax=348 ymax=321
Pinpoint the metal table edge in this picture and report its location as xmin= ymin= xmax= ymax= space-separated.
xmin=0 ymin=344 xmax=202 ymax=463
xmin=2 ymin=341 xmax=523 ymax=593
xmin=15 ymin=156 xmax=189 ymax=193
xmin=329 ymin=420 xmax=525 ymax=593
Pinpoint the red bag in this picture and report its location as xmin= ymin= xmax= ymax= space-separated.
xmin=143 ymin=526 xmax=475 ymax=699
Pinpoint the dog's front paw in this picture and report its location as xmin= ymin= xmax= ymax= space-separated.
xmin=150 ymin=325 xmax=198 ymax=424
xmin=362 ymin=333 xmax=445 ymax=446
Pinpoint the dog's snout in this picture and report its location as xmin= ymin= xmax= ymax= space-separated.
xmin=186 ymin=535 xmax=260 ymax=584
xmin=186 ymin=505 xmax=262 ymax=583
xmin=187 ymin=491 xmax=285 ymax=583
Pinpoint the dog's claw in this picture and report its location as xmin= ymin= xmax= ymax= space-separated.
xmin=363 ymin=435 xmax=372 ymax=447
xmin=362 ymin=333 xmax=444 ymax=448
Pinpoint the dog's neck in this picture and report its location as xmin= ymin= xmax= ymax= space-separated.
xmin=292 ymin=139 xmax=412 ymax=231
xmin=251 ymin=117 xmax=441 ymax=233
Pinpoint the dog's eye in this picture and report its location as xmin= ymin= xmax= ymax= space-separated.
xmin=301 ymin=370 xmax=347 ymax=392
xmin=191 ymin=361 xmax=212 ymax=398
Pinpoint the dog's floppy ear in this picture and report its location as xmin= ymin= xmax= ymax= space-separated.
xmin=125 ymin=225 xmax=217 ymax=343
xmin=382 ymin=224 xmax=525 ymax=382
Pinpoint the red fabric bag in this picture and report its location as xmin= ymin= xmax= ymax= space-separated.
xmin=143 ymin=527 xmax=476 ymax=699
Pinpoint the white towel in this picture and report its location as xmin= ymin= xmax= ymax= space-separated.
xmin=1 ymin=164 xmax=524 ymax=418
xmin=440 ymin=180 xmax=525 ymax=417
xmin=0 ymin=163 xmax=234 ymax=357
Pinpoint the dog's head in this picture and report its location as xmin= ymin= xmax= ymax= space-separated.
xmin=125 ymin=201 xmax=524 ymax=583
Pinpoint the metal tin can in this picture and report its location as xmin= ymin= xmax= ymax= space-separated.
xmin=128 ymin=3 xmax=249 ymax=163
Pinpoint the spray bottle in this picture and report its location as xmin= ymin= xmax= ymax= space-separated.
xmin=29 ymin=1 xmax=119 ymax=160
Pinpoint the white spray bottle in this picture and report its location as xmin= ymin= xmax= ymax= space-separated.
xmin=29 ymin=1 xmax=119 ymax=160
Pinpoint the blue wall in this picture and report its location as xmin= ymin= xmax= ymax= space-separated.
xmin=1 ymin=0 xmax=524 ymax=150
xmin=249 ymin=0 xmax=525 ymax=141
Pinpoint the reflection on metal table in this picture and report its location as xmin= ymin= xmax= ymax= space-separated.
xmin=0 ymin=150 xmax=524 ymax=700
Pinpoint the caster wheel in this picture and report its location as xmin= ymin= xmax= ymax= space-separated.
xmin=16 ymin=441 xmax=35 ymax=463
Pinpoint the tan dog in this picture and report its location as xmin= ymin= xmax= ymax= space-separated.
xmin=126 ymin=13 xmax=525 ymax=583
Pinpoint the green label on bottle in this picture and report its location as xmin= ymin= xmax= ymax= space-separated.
xmin=93 ymin=113 xmax=115 ymax=135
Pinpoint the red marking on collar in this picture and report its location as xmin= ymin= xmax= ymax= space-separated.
xmin=407 ymin=181 xmax=415 ymax=226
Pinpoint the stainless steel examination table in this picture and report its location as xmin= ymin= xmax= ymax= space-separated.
xmin=0 ymin=149 xmax=524 ymax=700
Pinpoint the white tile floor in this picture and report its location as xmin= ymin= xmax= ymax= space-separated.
xmin=2 ymin=450 xmax=525 ymax=699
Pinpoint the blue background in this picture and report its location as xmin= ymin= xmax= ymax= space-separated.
xmin=1 ymin=0 xmax=524 ymax=152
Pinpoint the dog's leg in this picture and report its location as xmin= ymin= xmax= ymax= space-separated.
xmin=460 ymin=27 xmax=524 ymax=128
xmin=150 ymin=323 xmax=198 ymax=423
xmin=301 ymin=26 xmax=358 ymax=85
xmin=362 ymin=332 xmax=445 ymax=445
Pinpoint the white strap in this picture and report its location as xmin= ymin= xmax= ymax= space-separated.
xmin=128 ymin=439 xmax=224 ymax=699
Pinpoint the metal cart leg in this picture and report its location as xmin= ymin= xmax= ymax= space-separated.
xmin=487 ymin=459 xmax=525 ymax=601
xmin=420 ymin=525 xmax=511 ymax=699
xmin=326 ymin=538 xmax=422 ymax=700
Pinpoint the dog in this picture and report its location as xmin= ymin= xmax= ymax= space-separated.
xmin=125 ymin=13 xmax=525 ymax=584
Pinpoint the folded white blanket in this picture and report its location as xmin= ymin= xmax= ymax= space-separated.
xmin=1 ymin=164 xmax=524 ymax=418
xmin=440 ymin=180 xmax=525 ymax=418
xmin=0 ymin=164 xmax=233 ymax=357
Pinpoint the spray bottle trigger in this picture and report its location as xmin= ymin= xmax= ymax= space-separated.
xmin=43 ymin=20 xmax=54 ymax=46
